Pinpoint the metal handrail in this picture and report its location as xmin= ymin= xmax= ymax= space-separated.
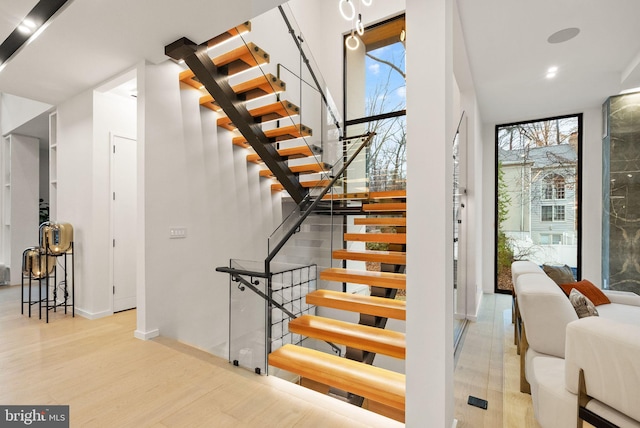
xmin=264 ymin=132 xmax=375 ymax=275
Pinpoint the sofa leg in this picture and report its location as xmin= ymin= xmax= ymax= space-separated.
xmin=519 ymin=324 xmax=531 ymax=394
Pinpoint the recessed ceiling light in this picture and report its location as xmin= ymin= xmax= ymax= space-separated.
xmin=22 ymin=18 xmax=37 ymax=29
xmin=17 ymin=25 xmax=32 ymax=35
xmin=547 ymin=27 xmax=580 ymax=44
xmin=548 ymin=66 xmax=558 ymax=73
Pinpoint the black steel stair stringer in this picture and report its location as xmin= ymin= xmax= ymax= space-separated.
xmin=165 ymin=37 xmax=308 ymax=204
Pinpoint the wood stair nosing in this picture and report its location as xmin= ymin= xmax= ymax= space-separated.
xmin=354 ymin=217 xmax=407 ymax=226
xmin=180 ymin=42 xmax=269 ymax=90
xmin=198 ymin=74 xmax=286 ymax=111
xmin=343 ymin=232 xmax=406 ymax=244
xmin=321 ymin=192 xmax=370 ymax=201
xmin=332 ymin=249 xmax=406 ymax=265
xmin=319 ymin=267 xmax=406 ymax=290
xmin=246 ymin=145 xmax=315 ymax=164
xmin=269 ymin=344 xmax=405 ymax=411
xmin=259 ymin=162 xmax=328 ymax=178
xmin=362 ymin=202 xmax=407 ymax=212
xmin=368 ymin=190 xmax=407 ymax=199
xmin=306 ymin=289 xmax=406 ymax=320
xmin=213 ymin=42 xmax=269 ymax=75
xmin=217 ymin=100 xmax=300 ymax=131
xmin=271 ymin=179 xmax=330 ymax=192
xmin=232 ymin=124 xmax=313 ymax=148
xmin=287 ymin=314 xmax=405 ymax=359
xmin=206 ymin=21 xmax=251 ymax=49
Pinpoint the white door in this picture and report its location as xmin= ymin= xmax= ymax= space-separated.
xmin=112 ymin=135 xmax=137 ymax=312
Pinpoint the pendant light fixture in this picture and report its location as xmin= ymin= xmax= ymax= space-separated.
xmin=356 ymin=14 xmax=364 ymax=36
xmin=345 ymin=29 xmax=360 ymax=50
xmin=342 ymin=0 xmax=372 ymax=50
xmin=339 ymin=0 xmax=355 ymax=21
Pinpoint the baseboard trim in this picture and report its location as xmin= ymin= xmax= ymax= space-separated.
xmin=134 ymin=329 xmax=159 ymax=340
xmin=467 ymin=291 xmax=483 ymax=322
xmin=75 ymin=307 xmax=113 ymax=320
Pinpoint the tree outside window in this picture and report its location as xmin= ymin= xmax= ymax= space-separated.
xmin=495 ymin=115 xmax=581 ymax=292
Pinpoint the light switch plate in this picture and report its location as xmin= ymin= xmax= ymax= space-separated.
xmin=170 ymin=228 xmax=187 ymax=239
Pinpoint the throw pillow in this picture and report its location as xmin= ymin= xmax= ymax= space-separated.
xmin=559 ymin=279 xmax=611 ymax=306
xmin=543 ymin=264 xmax=575 ymax=285
xmin=569 ymin=289 xmax=599 ymax=318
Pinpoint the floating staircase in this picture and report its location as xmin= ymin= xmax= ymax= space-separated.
xmin=269 ymin=190 xmax=407 ymax=420
xmin=171 ymin=20 xmax=407 ymax=422
xmin=167 ymin=21 xmax=325 ymax=204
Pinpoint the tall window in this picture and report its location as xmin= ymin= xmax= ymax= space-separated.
xmin=344 ymin=14 xmax=406 ymax=192
xmin=495 ymin=115 xmax=582 ymax=293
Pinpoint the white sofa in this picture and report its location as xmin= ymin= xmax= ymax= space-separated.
xmin=514 ymin=261 xmax=640 ymax=428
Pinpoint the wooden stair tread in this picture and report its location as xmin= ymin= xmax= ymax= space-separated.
xmin=362 ymin=203 xmax=407 ymax=212
xmin=247 ymin=145 xmax=316 ymax=164
xmin=232 ymin=124 xmax=313 ymax=148
xmin=179 ymin=42 xmax=269 ymax=90
xmin=354 ymin=217 xmax=406 ymax=226
xmin=319 ymin=267 xmax=406 ymax=289
xmin=322 ymin=192 xmax=370 ymax=201
xmin=217 ymin=101 xmax=300 ymax=131
xmin=288 ymin=315 xmax=405 ymax=359
xmin=306 ymin=289 xmax=405 ymax=320
xmin=269 ymin=344 xmax=405 ymax=411
xmin=271 ymin=180 xmax=330 ymax=192
xmin=259 ymin=162 xmax=328 ymax=178
xmin=333 ymin=249 xmax=406 ymax=265
xmin=369 ymin=190 xmax=406 ymax=199
xmin=199 ymin=74 xmax=286 ymax=111
xmin=343 ymin=233 xmax=406 ymax=244
xmin=205 ymin=22 xmax=251 ymax=49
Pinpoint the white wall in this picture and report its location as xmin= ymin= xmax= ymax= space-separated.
xmin=56 ymin=85 xmax=136 ymax=318
xmin=580 ymin=107 xmax=602 ymax=284
xmin=406 ymin=0 xmax=454 ymax=427
xmin=56 ymin=90 xmax=94 ymax=310
xmin=138 ymin=60 xmax=282 ymax=354
xmin=0 ymin=93 xmax=52 ymax=136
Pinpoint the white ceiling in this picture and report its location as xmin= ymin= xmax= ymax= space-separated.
xmin=457 ymin=0 xmax=640 ymax=123
xmin=1 ymin=0 xmax=639 ymax=126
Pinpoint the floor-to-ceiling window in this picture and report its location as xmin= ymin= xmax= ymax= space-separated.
xmin=343 ymin=14 xmax=406 ymax=292
xmin=344 ymin=14 xmax=406 ymax=192
xmin=495 ymin=114 xmax=582 ymax=293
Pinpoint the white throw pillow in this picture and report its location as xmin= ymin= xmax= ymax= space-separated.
xmin=569 ymin=289 xmax=599 ymax=318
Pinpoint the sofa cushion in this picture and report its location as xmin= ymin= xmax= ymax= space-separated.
xmin=543 ymin=264 xmax=575 ymax=285
xmin=530 ymin=355 xmax=577 ymax=428
xmin=511 ymin=260 xmax=544 ymax=287
xmin=565 ymin=317 xmax=640 ymax=423
xmin=560 ymin=279 xmax=611 ymax=306
xmin=597 ymin=303 xmax=640 ymax=325
xmin=569 ymin=289 xmax=599 ymax=318
xmin=517 ymin=273 xmax=578 ymax=358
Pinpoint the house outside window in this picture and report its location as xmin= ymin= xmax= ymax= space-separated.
xmin=495 ymin=114 xmax=581 ymax=293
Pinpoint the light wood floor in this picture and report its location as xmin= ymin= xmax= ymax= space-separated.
xmin=0 ymin=285 xmax=401 ymax=428
xmin=454 ymin=293 xmax=540 ymax=427
xmin=1 ymin=285 xmax=541 ymax=427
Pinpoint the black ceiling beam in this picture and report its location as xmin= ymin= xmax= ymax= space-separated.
xmin=165 ymin=37 xmax=307 ymax=204
xmin=0 ymin=0 xmax=71 ymax=66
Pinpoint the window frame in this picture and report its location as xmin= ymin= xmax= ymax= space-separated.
xmin=494 ymin=113 xmax=583 ymax=294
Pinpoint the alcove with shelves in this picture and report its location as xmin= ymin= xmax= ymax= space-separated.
xmin=49 ymin=111 xmax=58 ymax=221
